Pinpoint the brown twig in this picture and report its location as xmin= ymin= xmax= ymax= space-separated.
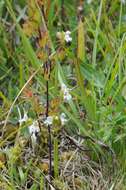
xmin=63 ymin=129 xmax=91 ymax=152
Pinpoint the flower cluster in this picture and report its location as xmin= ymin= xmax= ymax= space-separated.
xmin=17 ymin=107 xmax=68 ymax=147
xmin=56 ymin=30 xmax=72 ymax=43
xmin=61 ymin=83 xmax=72 ymax=102
xmin=64 ymin=31 xmax=72 ymax=43
xmin=17 ymin=107 xmax=40 ymax=146
xmin=44 ymin=116 xmax=53 ymax=126
xmin=44 ymin=113 xmax=68 ymax=126
xmin=60 ymin=113 xmax=68 ymax=125
xmin=28 ymin=121 xmax=40 ymax=145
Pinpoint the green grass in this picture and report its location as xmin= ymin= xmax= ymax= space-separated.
xmin=0 ymin=0 xmax=126 ymax=189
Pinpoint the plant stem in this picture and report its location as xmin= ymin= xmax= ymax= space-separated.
xmin=61 ymin=0 xmax=65 ymax=30
xmin=46 ymin=80 xmax=52 ymax=185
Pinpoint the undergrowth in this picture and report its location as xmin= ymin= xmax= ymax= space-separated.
xmin=0 ymin=0 xmax=126 ymax=189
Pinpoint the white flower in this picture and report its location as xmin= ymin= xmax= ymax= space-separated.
xmin=65 ymin=31 xmax=71 ymax=35
xmin=61 ymin=83 xmax=67 ymax=92
xmin=17 ymin=107 xmax=40 ymax=148
xmin=29 ymin=121 xmax=40 ymax=134
xmin=44 ymin=116 xmax=53 ymax=126
xmin=17 ymin=107 xmax=28 ymax=126
xmin=28 ymin=120 xmax=40 ymax=145
xmin=60 ymin=113 xmax=68 ymax=125
xmin=61 ymin=83 xmax=72 ymax=102
xmin=64 ymin=93 xmax=72 ymax=102
xmin=64 ymin=31 xmax=72 ymax=43
xmin=43 ymin=113 xmax=68 ymax=127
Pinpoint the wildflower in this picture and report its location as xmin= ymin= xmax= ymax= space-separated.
xmin=28 ymin=120 xmax=40 ymax=145
xmin=17 ymin=107 xmax=40 ymax=146
xmin=44 ymin=113 xmax=68 ymax=126
xmin=60 ymin=113 xmax=68 ymax=125
xmin=17 ymin=107 xmax=28 ymax=126
xmin=56 ymin=31 xmax=72 ymax=44
xmin=44 ymin=116 xmax=53 ymax=126
xmin=61 ymin=83 xmax=72 ymax=102
xmin=64 ymin=31 xmax=72 ymax=43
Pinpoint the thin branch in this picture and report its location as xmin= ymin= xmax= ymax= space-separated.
xmin=63 ymin=129 xmax=91 ymax=152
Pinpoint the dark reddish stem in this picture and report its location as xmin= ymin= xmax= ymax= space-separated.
xmin=46 ymin=80 xmax=52 ymax=185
